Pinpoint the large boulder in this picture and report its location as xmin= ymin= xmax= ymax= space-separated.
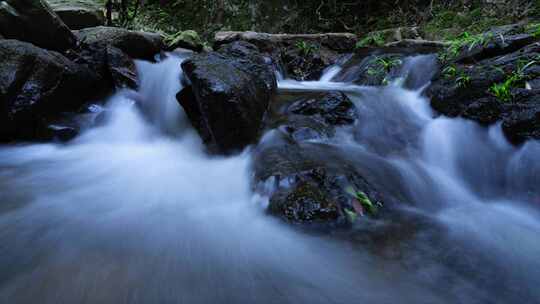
xmin=67 ymin=42 xmax=139 ymax=91
xmin=46 ymin=0 xmax=105 ymax=30
xmin=74 ymin=26 xmax=164 ymax=61
xmin=178 ymin=41 xmax=277 ymax=154
xmin=0 ymin=40 xmax=100 ymax=141
xmin=427 ymin=42 xmax=540 ymax=143
xmin=0 ymin=0 xmax=77 ymax=52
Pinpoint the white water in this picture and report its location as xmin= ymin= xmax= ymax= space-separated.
xmin=0 ymin=55 xmax=539 ymax=303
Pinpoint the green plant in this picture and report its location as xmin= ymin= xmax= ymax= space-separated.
xmin=489 ymin=57 xmax=539 ymax=102
xmin=345 ymin=186 xmax=381 ymax=217
xmin=456 ymin=74 xmax=471 ymax=88
xmin=441 ymin=31 xmax=495 ymax=62
xmin=295 ymin=41 xmax=317 ymax=57
xmin=375 ymin=57 xmax=402 ymax=72
xmin=442 ymin=65 xmax=458 ymax=78
xmin=489 ymin=80 xmax=513 ymax=102
xmin=527 ymin=23 xmax=540 ymax=37
xmin=356 ymin=32 xmax=385 ymax=48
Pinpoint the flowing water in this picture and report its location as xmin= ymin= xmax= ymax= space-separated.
xmin=0 ymin=54 xmax=539 ymax=303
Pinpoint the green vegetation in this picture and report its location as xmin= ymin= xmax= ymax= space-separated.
xmin=295 ymin=41 xmax=317 ymax=57
xmin=443 ymin=65 xmax=472 ymax=88
xmin=527 ymin=23 xmax=540 ymax=37
xmin=345 ymin=186 xmax=381 ymax=218
xmin=164 ymin=30 xmax=204 ymax=49
xmin=423 ymin=7 xmax=508 ymax=40
xmin=489 ymin=80 xmax=514 ymax=102
xmin=376 ymin=57 xmax=402 ymax=72
xmin=489 ymin=59 xmax=539 ymax=102
xmin=356 ymin=32 xmax=385 ymax=48
xmin=439 ymin=31 xmax=495 ymax=62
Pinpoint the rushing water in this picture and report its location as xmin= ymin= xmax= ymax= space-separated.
xmin=0 ymin=54 xmax=539 ymax=304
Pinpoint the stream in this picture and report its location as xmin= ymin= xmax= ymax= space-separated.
xmin=0 ymin=53 xmax=539 ymax=304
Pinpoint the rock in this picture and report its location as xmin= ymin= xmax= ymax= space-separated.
xmin=66 ymin=42 xmax=138 ymax=92
xmin=334 ymin=53 xmax=405 ymax=86
xmin=253 ymin=134 xmax=386 ymax=228
xmin=214 ymin=31 xmax=358 ymax=52
xmin=440 ymin=24 xmax=540 ymax=64
xmin=105 ymin=46 xmax=138 ymax=89
xmin=0 ymin=0 xmax=77 ymax=52
xmin=501 ymin=90 xmax=540 ymax=143
xmin=287 ymin=91 xmax=357 ymax=125
xmin=46 ymin=0 xmax=105 ymax=30
xmin=277 ymin=115 xmax=335 ymax=142
xmin=428 ymin=41 xmax=540 ymax=143
xmin=37 ymin=124 xmax=79 ymax=142
xmin=357 ymin=27 xmax=423 ymax=47
xmin=74 ymin=26 xmax=164 ymax=60
xmin=0 ymin=39 xmax=99 ymax=141
xmin=269 ymin=181 xmax=344 ymax=226
xmin=214 ymin=31 xmax=357 ymax=81
xmin=166 ymin=30 xmax=204 ymax=52
xmin=178 ymin=41 xmax=277 ymax=154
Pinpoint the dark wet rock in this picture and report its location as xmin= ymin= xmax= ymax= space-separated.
xmin=0 ymin=39 xmax=99 ymax=141
xmin=428 ymin=42 xmax=540 ymax=143
xmin=335 ymin=47 xmax=440 ymax=88
xmin=0 ymin=0 xmax=77 ymax=52
xmin=288 ymin=91 xmax=357 ymax=125
xmin=501 ymin=90 xmax=540 ymax=143
xmin=178 ymin=41 xmax=277 ymax=154
xmin=47 ymin=0 xmax=105 ymax=30
xmin=277 ymin=115 xmax=335 ymax=142
xmin=66 ymin=42 xmax=138 ymax=92
xmin=105 ymin=46 xmax=138 ymax=89
xmin=264 ymin=91 xmax=356 ymax=143
xmin=269 ymin=181 xmax=344 ymax=226
xmin=334 ymin=53 xmax=405 ymax=86
xmin=214 ymin=31 xmax=357 ymax=81
xmin=253 ymin=133 xmax=387 ymax=228
xmin=280 ymin=47 xmax=329 ymax=80
xmin=74 ymin=26 xmax=164 ymax=61
xmin=37 ymin=124 xmax=79 ymax=142
xmin=453 ymin=24 xmax=539 ymax=64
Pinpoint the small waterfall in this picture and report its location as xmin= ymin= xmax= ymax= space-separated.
xmin=0 ymin=53 xmax=539 ymax=303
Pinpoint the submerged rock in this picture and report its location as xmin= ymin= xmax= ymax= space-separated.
xmin=254 ymin=135 xmax=386 ymax=228
xmin=47 ymin=0 xmax=105 ymax=30
xmin=0 ymin=0 xmax=77 ymax=52
xmin=287 ymin=91 xmax=357 ymax=125
xmin=74 ymin=26 xmax=164 ymax=61
xmin=178 ymin=41 xmax=277 ymax=154
xmin=0 ymin=39 xmax=99 ymax=141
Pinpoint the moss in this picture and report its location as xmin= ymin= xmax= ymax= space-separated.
xmin=423 ymin=6 xmax=512 ymax=40
xmin=165 ymin=30 xmax=203 ymax=50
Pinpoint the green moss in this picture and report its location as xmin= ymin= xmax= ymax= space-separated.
xmin=165 ymin=30 xmax=203 ymax=49
xmin=423 ymin=6 xmax=511 ymax=40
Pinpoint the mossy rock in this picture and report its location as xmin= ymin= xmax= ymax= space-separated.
xmin=166 ymin=30 xmax=204 ymax=52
